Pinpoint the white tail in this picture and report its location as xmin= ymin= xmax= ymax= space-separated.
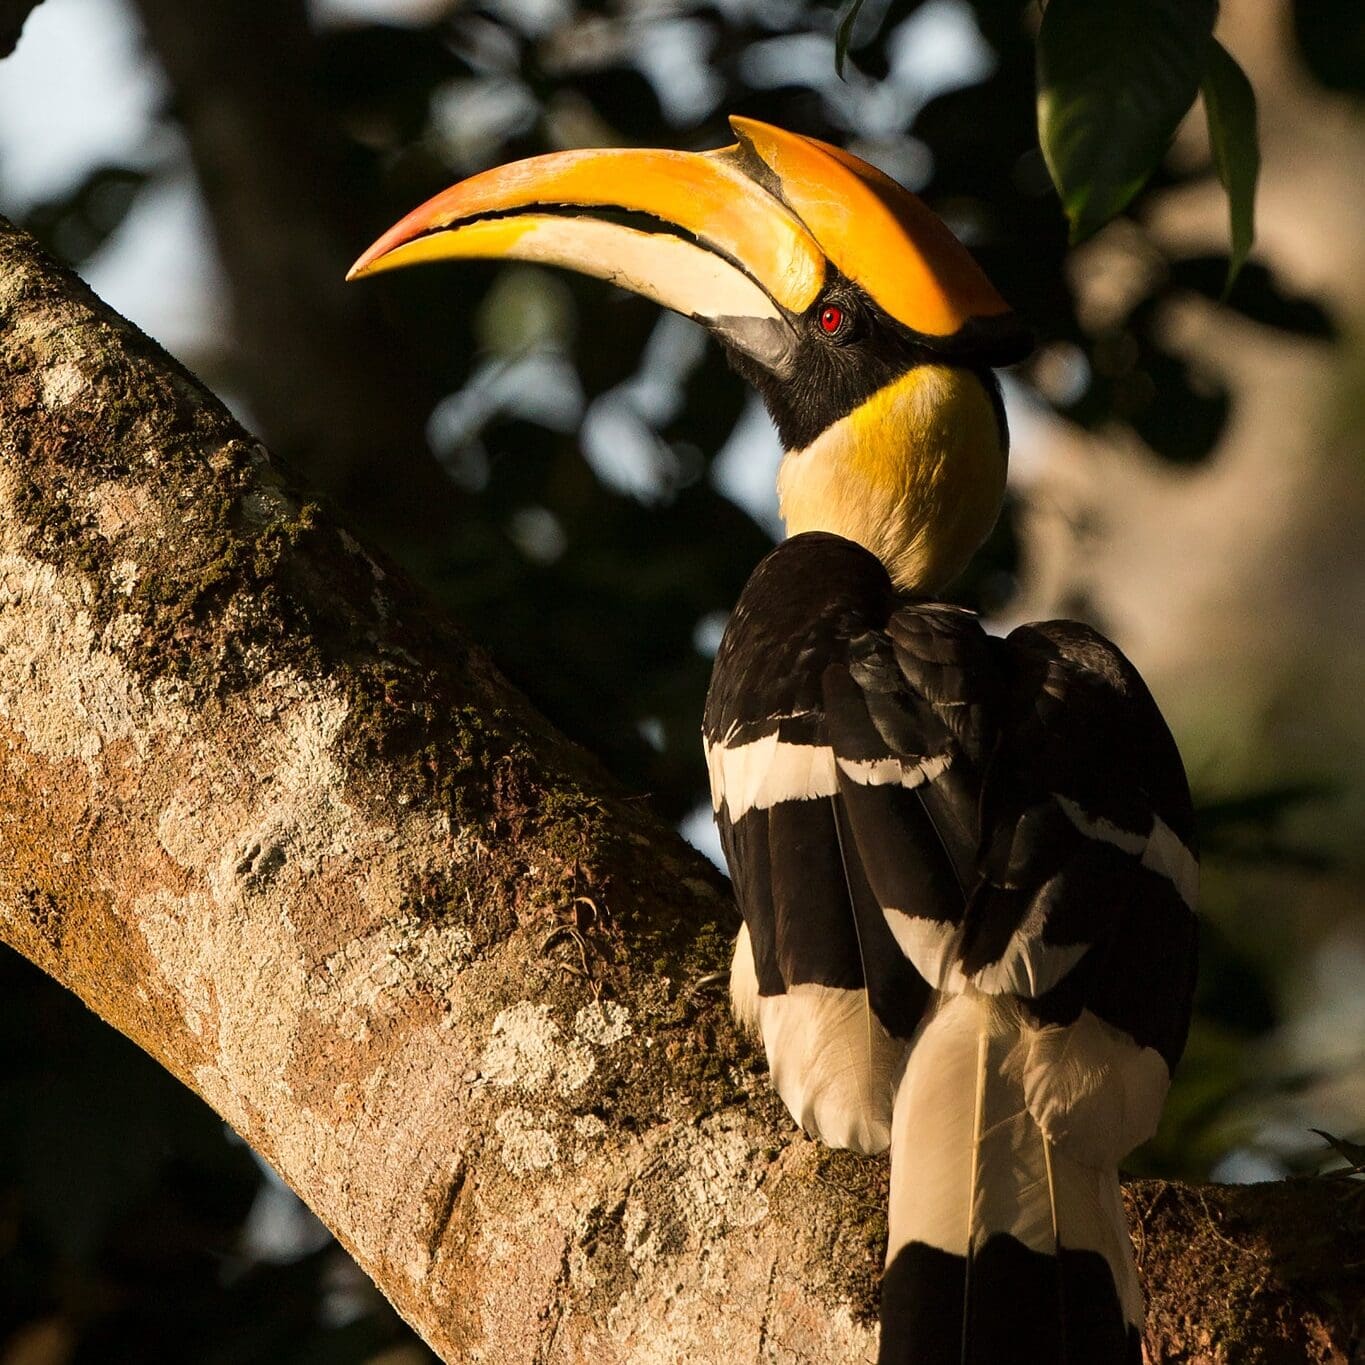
xmin=879 ymin=994 xmax=1147 ymax=1365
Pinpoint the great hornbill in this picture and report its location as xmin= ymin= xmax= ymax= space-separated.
xmin=350 ymin=117 xmax=1198 ymax=1364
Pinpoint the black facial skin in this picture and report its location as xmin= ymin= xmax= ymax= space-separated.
xmin=725 ymin=269 xmax=1021 ymax=454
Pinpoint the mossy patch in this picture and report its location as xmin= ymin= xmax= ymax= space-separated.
xmin=1127 ymin=1176 xmax=1365 ymax=1362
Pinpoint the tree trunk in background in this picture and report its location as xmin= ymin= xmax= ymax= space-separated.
xmin=1015 ymin=0 xmax=1365 ymax=830
xmin=128 ymin=0 xmax=464 ymax=573
xmin=0 ymin=221 xmax=1360 ymax=1362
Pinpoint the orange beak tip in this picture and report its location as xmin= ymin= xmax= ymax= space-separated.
xmin=345 ymin=242 xmax=388 ymax=281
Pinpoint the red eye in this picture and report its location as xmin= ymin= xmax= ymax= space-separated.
xmin=819 ymin=304 xmax=844 ymax=336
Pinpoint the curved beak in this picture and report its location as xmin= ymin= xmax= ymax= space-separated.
xmin=348 ymin=118 xmax=1030 ymax=372
xmin=347 ymin=139 xmax=824 ymax=373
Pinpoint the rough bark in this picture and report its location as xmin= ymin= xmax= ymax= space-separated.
xmin=0 ymin=217 xmax=1359 ymax=1363
xmin=1123 ymin=1179 xmax=1363 ymax=1364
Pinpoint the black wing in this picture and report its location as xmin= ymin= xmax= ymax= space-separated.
xmin=972 ymin=618 xmax=1199 ymax=1069
xmin=705 ymin=532 xmax=1197 ymax=1149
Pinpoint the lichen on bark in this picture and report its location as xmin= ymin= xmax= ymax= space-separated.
xmin=0 ymin=217 xmax=1360 ymax=1363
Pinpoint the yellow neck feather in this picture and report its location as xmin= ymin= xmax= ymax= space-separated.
xmin=775 ymin=365 xmax=1006 ymax=593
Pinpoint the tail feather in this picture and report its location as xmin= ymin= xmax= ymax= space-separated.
xmin=880 ymin=995 xmax=1141 ymax=1365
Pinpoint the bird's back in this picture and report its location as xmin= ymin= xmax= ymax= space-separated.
xmin=705 ymin=531 xmax=1198 ymax=1363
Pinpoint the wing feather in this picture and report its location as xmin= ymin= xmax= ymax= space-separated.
xmin=706 ymin=535 xmax=1197 ymax=1163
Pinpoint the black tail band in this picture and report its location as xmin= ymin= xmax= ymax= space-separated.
xmin=879 ymin=1236 xmax=1140 ymax=1365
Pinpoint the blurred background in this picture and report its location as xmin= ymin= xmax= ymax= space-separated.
xmin=0 ymin=0 xmax=1360 ymax=1359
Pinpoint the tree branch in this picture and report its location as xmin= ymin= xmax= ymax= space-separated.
xmin=0 ymin=217 xmax=1359 ymax=1363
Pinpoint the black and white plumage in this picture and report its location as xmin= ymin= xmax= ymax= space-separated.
xmin=705 ymin=532 xmax=1198 ymax=1365
xmin=353 ymin=115 xmax=1198 ymax=1362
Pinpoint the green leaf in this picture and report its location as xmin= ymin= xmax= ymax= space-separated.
xmin=834 ymin=0 xmax=865 ymax=79
xmin=1037 ymin=0 xmax=1217 ymax=244
xmin=1202 ymin=38 xmax=1260 ymax=296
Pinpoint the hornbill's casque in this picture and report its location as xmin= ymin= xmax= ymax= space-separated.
xmin=350 ymin=117 xmax=1199 ymax=1364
